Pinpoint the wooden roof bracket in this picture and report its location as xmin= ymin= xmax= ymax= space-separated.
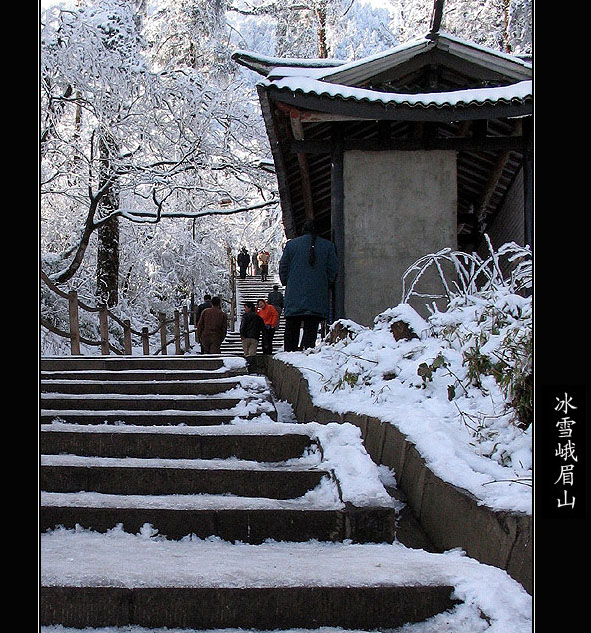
xmin=284 ymin=105 xmax=316 ymax=221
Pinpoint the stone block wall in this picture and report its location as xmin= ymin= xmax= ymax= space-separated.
xmin=265 ymin=356 xmax=532 ymax=595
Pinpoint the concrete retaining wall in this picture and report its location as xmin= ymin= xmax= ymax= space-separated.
xmin=343 ymin=150 xmax=457 ymax=325
xmin=265 ymin=356 xmax=532 ymax=595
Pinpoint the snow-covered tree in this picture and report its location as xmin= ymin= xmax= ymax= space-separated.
xmin=390 ymin=0 xmax=531 ymax=54
xmin=41 ymin=0 xmax=279 ymax=314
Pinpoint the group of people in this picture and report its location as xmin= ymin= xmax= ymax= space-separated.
xmin=239 ymin=291 xmax=281 ymax=373
xmin=191 ymin=285 xmax=285 ymax=368
xmin=195 ymin=220 xmax=338 ymax=366
xmin=237 ymin=247 xmax=271 ymax=281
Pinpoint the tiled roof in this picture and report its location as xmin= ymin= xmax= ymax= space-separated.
xmin=261 ymin=76 xmax=532 ymax=110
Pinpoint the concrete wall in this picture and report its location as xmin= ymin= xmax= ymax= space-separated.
xmin=265 ymin=356 xmax=532 ymax=595
xmin=343 ymin=150 xmax=457 ymax=325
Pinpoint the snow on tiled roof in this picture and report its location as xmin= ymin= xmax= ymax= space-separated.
xmin=237 ymin=32 xmax=532 ymax=111
xmin=261 ymin=75 xmax=532 ymax=109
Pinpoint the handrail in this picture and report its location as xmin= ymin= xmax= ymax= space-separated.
xmin=40 ymin=270 xmax=196 ymax=356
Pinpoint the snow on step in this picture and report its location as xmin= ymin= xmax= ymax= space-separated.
xmin=40 ymin=368 xmax=278 ymax=424
xmin=40 ymin=423 xmax=395 ymax=509
xmin=40 ymin=421 xmax=315 ymax=462
xmin=41 ymin=422 xmax=394 ymax=508
xmin=40 ymin=535 xmax=459 ymax=630
xmin=40 ymin=421 xmax=398 ymax=542
xmin=40 ymin=532 xmax=463 ymax=589
xmin=40 ymin=530 xmax=532 ymax=632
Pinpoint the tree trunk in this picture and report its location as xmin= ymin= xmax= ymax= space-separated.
xmin=96 ymin=132 xmax=120 ymax=308
xmin=97 ymin=215 xmax=120 ymax=308
xmin=316 ymin=6 xmax=328 ymax=58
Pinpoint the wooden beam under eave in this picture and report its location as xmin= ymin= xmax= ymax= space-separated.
xmin=476 ymin=149 xmax=511 ymax=228
xmin=275 ymin=100 xmax=374 ymax=123
xmin=256 ymin=84 xmax=298 ymax=238
xmin=290 ymin=112 xmax=316 ymax=221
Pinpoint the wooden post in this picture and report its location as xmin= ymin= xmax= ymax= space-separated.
xmin=142 ymin=327 xmax=150 ymax=355
xmin=331 ymin=124 xmax=345 ymax=320
xmin=159 ymin=312 xmax=167 ymax=355
xmin=123 ymin=319 xmax=132 ymax=355
xmin=99 ymin=305 xmax=110 ymax=355
xmin=68 ymin=290 xmax=81 ymax=355
xmin=182 ymin=306 xmax=190 ymax=351
xmin=174 ymin=309 xmax=181 ymax=355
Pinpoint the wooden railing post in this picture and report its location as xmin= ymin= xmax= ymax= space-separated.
xmin=159 ymin=312 xmax=167 ymax=355
xmin=68 ymin=290 xmax=81 ymax=355
xmin=142 ymin=327 xmax=150 ymax=355
xmin=99 ymin=304 xmax=110 ymax=355
xmin=182 ymin=306 xmax=190 ymax=351
xmin=174 ymin=310 xmax=181 ymax=355
xmin=123 ymin=319 xmax=132 ymax=355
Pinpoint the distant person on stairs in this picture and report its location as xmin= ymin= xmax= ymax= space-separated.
xmin=256 ymin=299 xmax=279 ymax=355
xmin=251 ymin=250 xmax=260 ymax=276
xmin=239 ymin=301 xmax=264 ymax=373
xmin=237 ymin=247 xmax=250 ymax=280
xmin=258 ymin=250 xmax=270 ymax=281
xmin=196 ymin=296 xmax=228 ymax=354
xmin=267 ymin=285 xmax=284 ymax=317
xmin=279 ymin=219 xmax=338 ymax=352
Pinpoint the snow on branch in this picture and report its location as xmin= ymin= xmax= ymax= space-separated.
xmin=116 ymin=197 xmax=279 ymax=224
xmin=401 ymin=237 xmax=532 ymax=308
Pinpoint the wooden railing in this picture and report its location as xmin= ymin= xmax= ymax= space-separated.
xmin=41 ymin=271 xmax=197 ymax=356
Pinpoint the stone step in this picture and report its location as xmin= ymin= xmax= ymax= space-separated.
xmin=40 ymin=369 xmax=242 ymax=381
xmin=40 ymin=427 xmax=315 ymax=461
xmin=40 ymin=538 xmax=457 ymax=630
xmin=40 ymin=393 xmax=244 ymax=412
xmin=40 ymin=584 xmax=456 ymax=630
xmin=40 ymin=355 xmax=236 ymax=372
xmin=40 ymin=409 xmax=267 ymax=426
xmin=40 ymin=458 xmax=330 ymax=498
xmin=40 ymin=378 xmax=242 ymax=396
xmin=39 ymin=499 xmax=396 ymax=543
xmin=221 ymin=340 xmax=284 ymax=355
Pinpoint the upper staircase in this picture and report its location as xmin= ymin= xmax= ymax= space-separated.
xmin=40 ymin=353 xmax=457 ymax=630
xmin=222 ymin=274 xmax=285 ymax=355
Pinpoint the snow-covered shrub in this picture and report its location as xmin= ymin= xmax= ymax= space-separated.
xmin=305 ymin=239 xmax=532 ymax=482
xmin=418 ymin=238 xmax=532 ymax=428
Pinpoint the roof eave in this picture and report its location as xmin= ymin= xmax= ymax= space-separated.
xmin=264 ymin=84 xmax=532 ymax=123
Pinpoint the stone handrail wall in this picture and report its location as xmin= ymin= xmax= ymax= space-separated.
xmin=264 ymin=356 xmax=532 ymax=595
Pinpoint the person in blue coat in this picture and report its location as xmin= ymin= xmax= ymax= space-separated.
xmin=279 ymin=219 xmax=338 ymax=352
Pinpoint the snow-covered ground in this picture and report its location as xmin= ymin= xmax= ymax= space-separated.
xmin=40 ymin=401 xmax=532 ymax=633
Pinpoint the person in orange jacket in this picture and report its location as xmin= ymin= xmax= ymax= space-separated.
xmin=256 ymin=299 xmax=279 ymax=354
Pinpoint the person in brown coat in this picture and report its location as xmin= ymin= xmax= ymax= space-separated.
xmin=196 ymin=296 xmax=228 ymax=354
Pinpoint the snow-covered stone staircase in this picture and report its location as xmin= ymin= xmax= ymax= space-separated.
xmin=40 ymin=354 xmax=457 ymax=630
